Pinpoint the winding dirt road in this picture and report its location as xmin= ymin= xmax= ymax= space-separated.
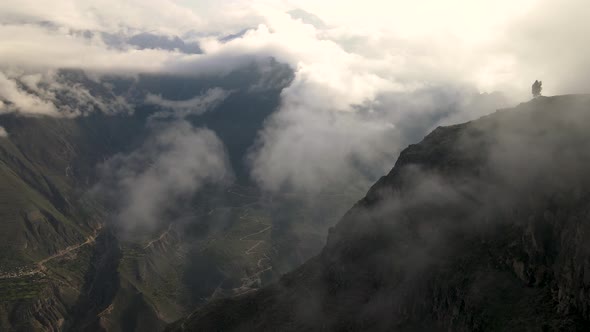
xmin=0 ymin=226 xmax=103 ymax=279
xmin=240 ymin=224 xmax=271 ymax=256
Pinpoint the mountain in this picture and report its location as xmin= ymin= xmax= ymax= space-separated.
xmin=127 ymin=33 xmax=202 ymax=54
xmin=0 ymin=61 xmax=361 ymax=331
xmin=0 ymin=112 xmax=142 ymax=331
xmin=169 ymin=95 xmax=590 ymax=331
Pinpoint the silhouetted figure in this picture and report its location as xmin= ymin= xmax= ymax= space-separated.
xmin=532 ymin=80 xmax=542 ymax=97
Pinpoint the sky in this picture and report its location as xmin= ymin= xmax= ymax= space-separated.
xmin=0 ymin=0 xmax=589 ymax=196
xmin=0 ymin=0 xmax=588 ymax=97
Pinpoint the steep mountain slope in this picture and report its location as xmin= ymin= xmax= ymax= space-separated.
xmin=170 ymin=95 xmax=590 ymax=331
xmin=0 ymin=63 xmax=290 ymax=330
xmin=0 ymin=112 xmax=147 ymax=331
xmin=0 ymin=61 xmax=354 ymax=331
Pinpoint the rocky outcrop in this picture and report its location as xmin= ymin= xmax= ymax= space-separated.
xmin=0 ymin=227 xmax=115 ymax=332
xmin=0 ymin=285 xmax=68 ymax=332
xmin=169 ymin=95 xmax=590 ymax=331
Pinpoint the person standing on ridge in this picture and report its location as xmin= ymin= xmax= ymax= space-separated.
xmin=532 ymin=80 xmax=542 ymax=97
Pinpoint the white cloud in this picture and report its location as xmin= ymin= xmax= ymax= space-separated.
xmin=0 ymin=70 xmax=131 ymax=116
xmin=494 ymin=0 xmax=590 ymax=95
xmin=249 ymin=86 xmax=507 ymax=193
xmin=0 ymin=24 xmax=174 ymax=73
xmin=146 ymin=87 xmax=231 ymax=119
xmin=1 ymin=0 xmax=585 ymax=97
xmin=0 ymin=71 xmax=58 ymax=115
xmin=0 ymin=0 xmax=204 ymax=35
xmin=96 ymin=121 xmax=232 ymax=233
xmin=1 ymin=0 xmax=588 ymax=193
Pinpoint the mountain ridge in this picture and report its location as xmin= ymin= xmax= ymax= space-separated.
xmin=0 ymin=63 xmax=346 ymax=331
xmin=169 ymin=94 xmax=590 ymax=331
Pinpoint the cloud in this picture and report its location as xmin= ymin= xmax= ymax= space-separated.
xmin=0 ymin=0 xmax=204 ymax=35
xmin=1 ymin=0 xmax=588 ymax=194
xmin=234 ymin=0 xmax=589 ymax=194
xmin=95 ymin=121 xmax=233 ymax=233
xmin=0 ymin=1 xmax=267 ymax=75
xmin=0 ymin=70 xmax=131 ymax=116
xmin=1 ymin=0 xmax=587 ymax=96
xmin=0 ymin=71 xmax=58 ymax=115
xmin=0 ymin=24 xmax=176 ymax=73
xmin=0 ymin=126 xmax=7 ymax=137
xmin=146 ymin=87 xmax=231 ymax=119
xmin=249 ymin=86 xmax=507 ymax=193
xmin=494 ymin=0 xmax=590 ymax=96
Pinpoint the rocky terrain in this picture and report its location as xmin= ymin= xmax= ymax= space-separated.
xmin=170 ymin=95 xmax=590 ymax=331
xmin=1 ymin=66 xmax=584 ymax=332
xmin=0 ymin=64 xmax=357 ymax=331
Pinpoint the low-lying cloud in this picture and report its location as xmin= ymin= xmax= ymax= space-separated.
xmin=0 ymin=70 xmax=131 ymax=116
xmin=250 ymin=86 xmax=508 ymax=193
xmin=95 ymin=121 xmax=233 ymax=234
xmin=1 ymin=0 xmax=588 ymax=196
xmin=146 ymin=87 xmax=230 ymax=119
xmin=0 ymin=71 xmax=58 ymax=115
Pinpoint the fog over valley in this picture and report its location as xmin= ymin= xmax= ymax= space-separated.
xmin=0 ymin=1 xmax=589 ymax=331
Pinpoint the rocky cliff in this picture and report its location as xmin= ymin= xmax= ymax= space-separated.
xmin=169 ymin=95 xmax=590 ymax=331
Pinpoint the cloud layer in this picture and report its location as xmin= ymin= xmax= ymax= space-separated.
xmin=1 ymin=0 xmax=589 ymax=194
xmin=0 ymin=70 xmax=131 ymax=116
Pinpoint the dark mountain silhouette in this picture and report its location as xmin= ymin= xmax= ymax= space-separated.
xmin=169 ymin=95 xmax=590 ymax=332
xmin=128 ymin=33 xmax=203 ymax=54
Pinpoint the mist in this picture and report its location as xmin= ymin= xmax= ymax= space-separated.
xmin=94 ymin=120 xmax=233 ymax=234
xmin=0 ymin=0 xmax=589 ymax=230
xmin=146 ymin=87 xmax=231 ymax=119
xmin=272 ymin=95 xmax=590 ymax=331
xmin=1 ymin=1 xmax=590 ymax=330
